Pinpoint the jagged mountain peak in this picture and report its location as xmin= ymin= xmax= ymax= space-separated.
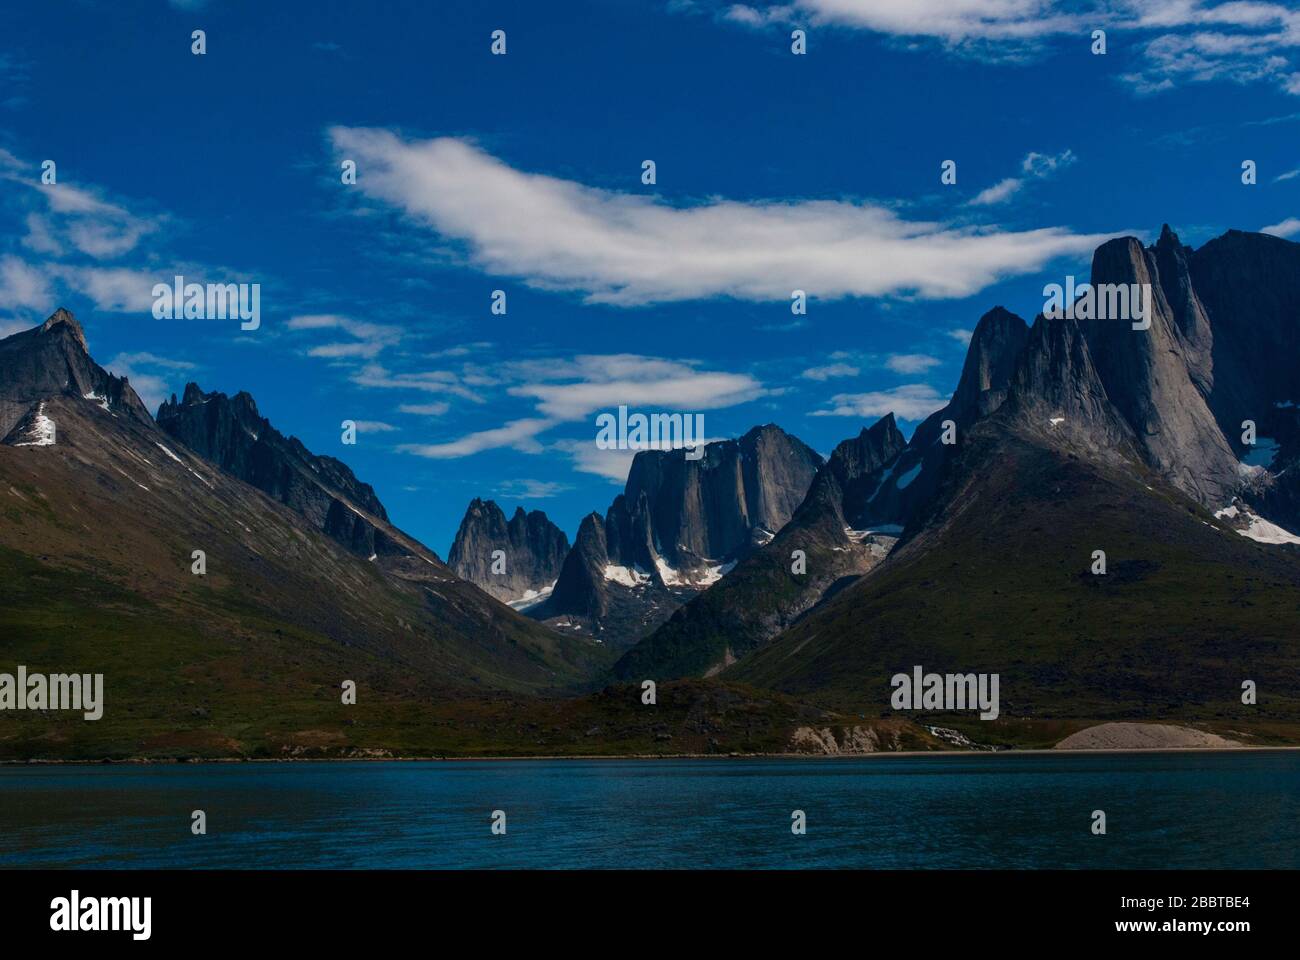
xmin=0 ymin=308 xmax=152 ymax=437
xmin=951 ymin=306 xmax=1030 ymax=422
xmin=156 ymin=379 xmax=395 ymax=557
xmin=39 ymin=307 xmax=90 ymax=352
xmin=447 ymin=498 xmax=570 ymax=605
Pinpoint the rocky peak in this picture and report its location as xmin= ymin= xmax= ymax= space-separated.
xmin=621 ymin=423 xmax=822 ymax=572
xmin=447 ymin=498 xmax=570 ymax=604
xmin=0 ymin=308 xmax=152 ymax=438
xmin=156 ymin=381 xmax=393 ymax=554
xmin=545 ymin=512 xmax=612 ymax=622
xmin=1151 ymin=224 xmax=1214 ymax=393
xmin=40 ymin=307 xmax=90 ymax=353
xmin=1080 ymin=235 xmax=1240 ymax=505
xmin=950 ymin=307 xmax=1030 ymax=423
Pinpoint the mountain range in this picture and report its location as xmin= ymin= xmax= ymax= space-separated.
xmin=4 ymin=225 xmax=1300 ymax=758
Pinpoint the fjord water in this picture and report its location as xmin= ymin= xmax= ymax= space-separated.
xmin=2 ymin=753 xmax=1296 ymax=869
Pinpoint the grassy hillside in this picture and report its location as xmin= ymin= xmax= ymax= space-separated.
xmin=732 ymin=424 xmax=1300 ymax=730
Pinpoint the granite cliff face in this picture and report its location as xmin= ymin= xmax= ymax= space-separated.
xmin=448 ymin=499 xmax=570 ymax=605
xmin=533 ymin=424 xmax=822 ymax=647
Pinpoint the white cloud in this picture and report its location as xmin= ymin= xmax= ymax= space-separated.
xmin=730 ymin=0 xmax=1083 ymax=41
xmin=801 ymin=362 xmax=860 ymax=380
xmin=970 ymin=178 xmax=1024 ymax=206
xmin=885 ymin=353 xmax=941 ymax=374
xmin=1 ymin=175 xmax=159 ymax=259
xmin=1262 ymin=217 xmax=1300 ymax=238
xmin=718 ymin=2 xmax=1300 ymax=97
xmin=397 ymin=353 xmax=765 ymax=460
xmin=330 ymin=128 xmax=1119 ymax=306
xmin=288 ymin=313 xmax=402 ymax=359
xmin=0 ymin=255 xmax=50 ymax=310
xmin=510 ymin=355 xmax=766 ymax=421
xmin=351 ymin=420 xmax=398 ymax=433
xmin=351 ymin=363 xmax=485 ymax=402
xmin=50 ymin=265 xmax=158 ymax=313
xmin=970 ymin=149 xmax=1076 ymax=206
xmin=947 ymin=327 xmax=974 ymax=346
xmin=111 ymin=351 xmax=196 ymax=371
xmin=399 ymin=417 xmax=556 ymax=459
xmin=398 ymin=402 xmax=451 ymax=416
xmin=496 ymin=478 xmax=572 ymax=499
xmin=1275 ymin=168 xmax=1300 ymax=182
xmin=813 ymin=383 xmax=946 ymax=421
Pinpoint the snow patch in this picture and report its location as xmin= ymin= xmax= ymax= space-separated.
xmin=12 ymin=403 xmax=56 ymax=447
xmin=508 ymin=581 xmax=556 ymax=611
xmin=154 ymin=441 xmax=184 ymax=464
xmin=1214 ymin=504 xmax=1300 ymax=545
xmin=1049 ymin=416 xmax=1065 ymax=427
xmin=696 ymin=559 xmax=737 ymax=586
xmin=604 ymin=564 xmax=651 ymax=588
xmin=654 ymin=557 xmax=684 ymax=586
xmin=83 ymin=391 xmax=110 ymax=412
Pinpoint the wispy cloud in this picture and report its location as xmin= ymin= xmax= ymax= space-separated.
xmin=398 ymin=401 xmax=451 ymax=416
xmin=885 ymin=353 xmax=941 ymax=374
xmin=399 ymin=417 xmax=557 ymax=459
xmin=970 ymin=149 xmax=1076 ymax=206
xmin=397 ymin=354 xmax=766 ymax=460
xmin=287 ymin=313 xmax=403 ymax=359
xmin=496 ymin=478 xmax=573 ymax=499
xmin=801 ymin=362 xmax=860 ymax=380
xmin=813 ymin=383 xmax=946 ymax=421
xmin=0 ymin=255 xmax=50 ymax=311
xmin=0 ymin=152 xmax=160 ymax=259
xmin=715 ymin=2 xmax=1300 ymax=98
xmin=1262 ymin=217 xmax=1300 ymax=238
xmin=330 ymin=128 xmax=1119 ymax=306
xmin=351 ymin=420 xmax=398 ymax=433
xmin=350 ymin=363 xmax=486 ymax=402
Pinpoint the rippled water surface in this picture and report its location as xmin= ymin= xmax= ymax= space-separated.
xmin=2 ymin=752 xmax=1296 ymax=868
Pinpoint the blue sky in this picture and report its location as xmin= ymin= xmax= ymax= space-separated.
xmin=1 ymin=0 xmax=1297 ymax=553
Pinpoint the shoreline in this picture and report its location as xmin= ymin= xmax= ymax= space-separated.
xmin=4 ymin=744 xmax=1300 ymax=766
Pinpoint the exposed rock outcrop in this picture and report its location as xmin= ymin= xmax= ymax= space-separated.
xmin=448 ymin=498 xmax=570 ymax=604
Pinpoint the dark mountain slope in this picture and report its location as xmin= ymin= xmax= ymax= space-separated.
xmin=0 ymin=312 xmax=609 ymax=759
xmin=732 ymin=415 xmax=1300 ymax=721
